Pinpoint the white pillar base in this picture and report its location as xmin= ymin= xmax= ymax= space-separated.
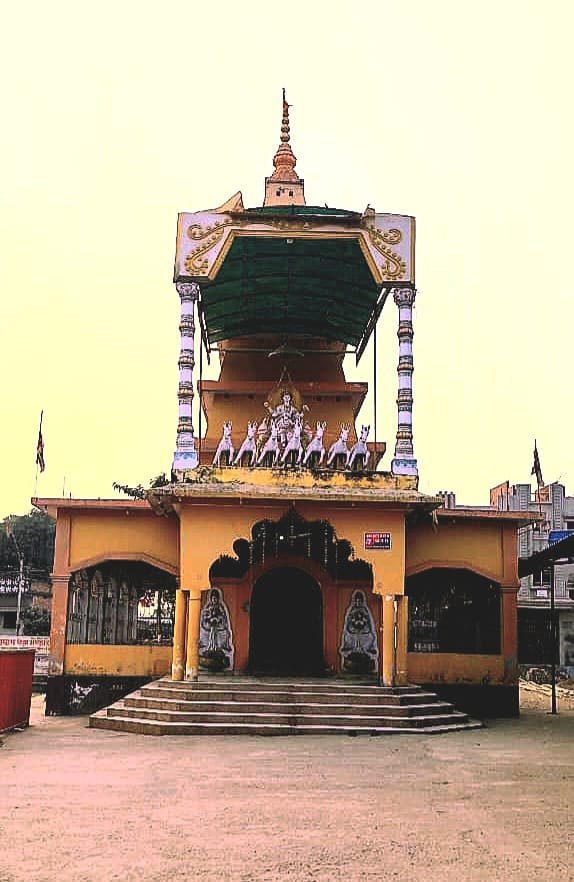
xmin=391 ymin=456 xmax=418 ymax=477
xmin=173 ymin=449 xmax=199 ymax=472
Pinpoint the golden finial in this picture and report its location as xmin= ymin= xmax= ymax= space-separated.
xmin=269 ymin=89 xmax=299 ymax=182
xmin=264 ymin=90 xmax=305 ymax=206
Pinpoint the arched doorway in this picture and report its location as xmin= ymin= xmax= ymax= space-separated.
xmin=248 ymin=567 xmax=324 ymax=675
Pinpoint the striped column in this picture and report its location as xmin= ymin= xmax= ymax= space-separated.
xmin=172 ymin=282 xmax=199 ymax=477
xmin=391 ymin=287 xmax=418 ymax=478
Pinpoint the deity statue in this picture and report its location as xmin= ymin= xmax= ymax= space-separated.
xmin=263 ymin=389 xmax=309 ymax=448
xmin=199 ymin=588 xmax=234 ymax=671
xmin=339 ymin=590 xmax=378 ymax=673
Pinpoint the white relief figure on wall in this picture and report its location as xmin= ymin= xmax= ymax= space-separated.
xmin=339 ymin=589 xmax=379 ymax=674
xmin=199 ymin=587 xmax=234 ymax=671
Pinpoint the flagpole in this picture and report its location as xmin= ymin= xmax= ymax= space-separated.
xmin=34 ymin=410 xmax=44 ymax=497
xmin=532 ymin=438 xmax=543 ymax=517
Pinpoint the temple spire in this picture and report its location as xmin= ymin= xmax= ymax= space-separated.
xmin=264 ymin=90 xmax=306 ymax=207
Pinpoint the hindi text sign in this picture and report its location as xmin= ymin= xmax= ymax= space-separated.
xmin=364 ymin=532 xmax=392 ymax=550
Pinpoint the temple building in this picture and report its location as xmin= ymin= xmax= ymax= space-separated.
xmin=35 ymin=95 xmax=533 ymax=727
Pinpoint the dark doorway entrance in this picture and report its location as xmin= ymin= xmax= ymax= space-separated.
xmin=249 ymin=567 xmax=325 ymax=675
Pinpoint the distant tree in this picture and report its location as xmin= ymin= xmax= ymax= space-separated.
xmin=112 ymin=472 xmax=170 ymax=500
xmin=0 ymin=510 xmax=55 ymax=577
xmin=20 ymin=606 xmax=51 ymax=636
xmin=112 ymin=482 xmax=146 ymax=500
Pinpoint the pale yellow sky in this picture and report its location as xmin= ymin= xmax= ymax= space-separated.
xmin=1 ymin=0 xmax=572 ymax=517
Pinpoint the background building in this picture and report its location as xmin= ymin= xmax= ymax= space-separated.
xmin=490 ymin=481 xmax=574 ymax=669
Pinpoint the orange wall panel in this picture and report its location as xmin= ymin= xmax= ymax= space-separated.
xmin=406 ymin=521 xmax=505 ymax=583
xmin=68 ymin=511 xmax=179 ymax=572
xmin=178 ymin=501 xmax=407 ymax=596
xmin=64 ymin=644 xmax=172 ymax=677
xmin=407 ymin=652 xmax=506 ymax=685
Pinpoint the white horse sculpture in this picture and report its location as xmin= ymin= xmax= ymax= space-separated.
xmin=256 ymin=422 xmax=280 ymax=467
xmin=212 ymin=421 xmax=234 ymax=467
xmin=281 ymin=417 xmax=304 ymax=465
xmin=327 ymin=424 xmax=350 ymax=468
xmin=233 ymin=421 xmax=258 ymax=467
xmin=347 ymin=424 xmax=370 ymax=470
xmin=303 ymin=421 xmax=327 ymax=466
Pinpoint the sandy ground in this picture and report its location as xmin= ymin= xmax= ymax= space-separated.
xmin=1 ymin=686 xmax=573 ymax=882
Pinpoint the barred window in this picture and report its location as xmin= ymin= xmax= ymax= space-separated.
xmin=406 ymin=568 xmax=501 ymax=654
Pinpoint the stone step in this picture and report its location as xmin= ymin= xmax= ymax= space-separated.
xmin=109 ymin=702 xmax=468 ymax=728
xmin=90 ymin=709 xmax=482 ymax=737
xmin=149 ymin=679 xmax=422 ymax=696
xmin=124 ymin=696 xmax=455 ymax=717
xmin=141 ymin=685 xmax=435 ymax=706
xmin=89 ymin=676 xmax=483 ymax=737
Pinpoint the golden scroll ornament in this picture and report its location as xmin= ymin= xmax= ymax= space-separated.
xmin=185 ymin=219 xmax=234 ymax=275
xmin=366 ymin=227 xmax=406 ymax=280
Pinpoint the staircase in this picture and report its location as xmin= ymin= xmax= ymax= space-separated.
xmin=90 ymin=676 xmax=482 ymax=736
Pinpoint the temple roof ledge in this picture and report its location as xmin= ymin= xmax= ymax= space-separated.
xmin=147 ymin=470 xmax=438 ymax=514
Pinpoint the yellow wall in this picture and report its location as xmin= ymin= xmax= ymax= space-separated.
xmin=64 ymin=644 xmax=172 ymax=677
xmin=407 ymin=653 xmax=506 ymax=685
xmin=406 ymin=520 xmax=505 ymax=583
xmin=68 ymin=510 xmax=179 ymax=572
xmin=177 ymin=500 xmax=407 ymax=595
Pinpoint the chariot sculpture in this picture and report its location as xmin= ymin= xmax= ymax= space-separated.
xmin=211 ymin=386 xmax=375 ymax=473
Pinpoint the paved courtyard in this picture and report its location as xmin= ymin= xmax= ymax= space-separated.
xmin=1 ymin=688 xmax=573 ymax=882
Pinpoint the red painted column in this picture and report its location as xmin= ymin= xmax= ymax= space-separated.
xmin=323 ymin=583 xmax=338 ymax=673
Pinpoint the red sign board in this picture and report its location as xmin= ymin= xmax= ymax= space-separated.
xmin=364 ymin=532 xmax=392 ymax=550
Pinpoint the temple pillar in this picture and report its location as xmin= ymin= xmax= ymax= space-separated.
xmin=185 ymin=591 xmax=202 ymax=680
xmin=395 ymin=595 xmax=409 ymax=685
xmin=48 ymin=510 xmax=72 ymax=675
xmin=391 ymin=287 xmax=418 ymax=478
xmin=171 ymin=588 xmax=187 ymax=681
xmin=48 ymin=575 xmax=70 ymax=675
xmin=381 ymin=594 xmax=396 ymax=686
xmin=172 ymin=281 xmax=200 ymax=477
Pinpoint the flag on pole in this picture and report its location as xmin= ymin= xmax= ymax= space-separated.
xmin=531 ymin=439 xmax=543 ymax=487
xmin=36 ymin=411 xmax=45 ymax=473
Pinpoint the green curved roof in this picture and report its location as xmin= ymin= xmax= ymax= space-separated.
xmin=243 ymin=204 xmax=361 ymax=219
xmin=201 ymin=234 xmax=380 ymax=346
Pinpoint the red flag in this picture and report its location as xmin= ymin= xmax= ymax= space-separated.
xmin=36 ymin=411 xmax=45 ymax=473
xmin=531 ymin=439 xmax=543 ymax=487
